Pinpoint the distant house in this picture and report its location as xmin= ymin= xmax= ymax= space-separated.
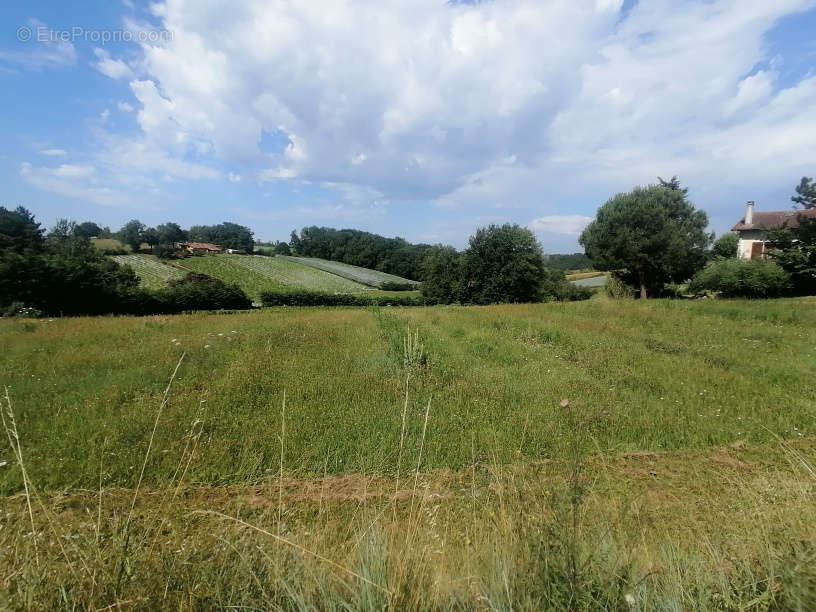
xmin=174 ymin=241 xmax=222 ymax=254
xmin=732 ymin=202 xmax=816 ymax=260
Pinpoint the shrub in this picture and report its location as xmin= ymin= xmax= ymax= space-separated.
xmin=604 ymin=275 xmax=634 ymax=299
xmin=689 ymin=259 xmax=792 ymax=298
xmin=259 ymin=290 xmax=437 ymax=307
xmin=379 ymin=281 xmax=417 ymax=291
xmin=1 ymin=301 xmax=42 ymax=318
xmin=159 ymin=272 xmax=253 ymax=311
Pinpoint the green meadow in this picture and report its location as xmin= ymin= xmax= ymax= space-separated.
xmin=1 ymin=297 xmax=815 ymax=609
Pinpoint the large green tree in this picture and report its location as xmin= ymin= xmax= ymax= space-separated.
xmin=119 ymin=219 xmax=146 ymax=252
xmin=579 ymin=185 xmax=711 ymax=298
xmin=461 ymin=223 xmax=547 ymax=304
xmin=768 ymin=215 xmax=816 ymax=295
xmin=419 ymin=245 xmax=464 ymax=303
xmin=188 ymin=222 xmax=254 ymax=252
xmin=792 ymin=177 xmax=816 ymax=209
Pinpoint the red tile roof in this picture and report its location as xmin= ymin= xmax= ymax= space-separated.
xmin=179 ymin=241 xmax=221 ymax=251
xmin=732 ymin=208 xmax=816 ymax=231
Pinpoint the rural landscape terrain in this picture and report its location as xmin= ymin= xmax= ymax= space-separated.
xmin=3 ymin=0 xmax=816 ymax=609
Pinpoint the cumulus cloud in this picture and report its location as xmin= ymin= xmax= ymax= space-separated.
xmin=39 ymin=148 xmax=67 ymax=157
xmin=114 ymin=0 xmax=815 ymax=225
xmin=117 ymin=101 xmax=135 ymax=112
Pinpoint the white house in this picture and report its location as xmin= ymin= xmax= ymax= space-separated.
xmin=732 ymin=202 xmax=816 ymax=260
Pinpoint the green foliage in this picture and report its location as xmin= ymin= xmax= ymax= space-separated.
xmin=580 ymin=184 xmax=711 ymax=298
xmin=462 ymin=224 xmax=548 ymax=304
xmin=291 ymin=226 xmax=432 ymax=280
xmin=543 ymin=252 xmax=593 ymax=271
xmin=155 ymin=221 xmax=186 ymax=245
xmin=767 ymin=215 xmax=816 ymax=295
xmin=159 ymin=272 xmax=252 ymax=311
xmin=273 ymin=240 xmax=291 ymax=255
xmin=712 ymin=232 xmax=739 ymax=259
xmin=657 ymin=174 xmax=688 ymax=194
xmin=188 ymin=221 xmax=254 ymax=252
xmin=259 ymin=290 xmax=436 ymax=307
xmin=379 ymin=281 xmax=416 ymax=291
xmin=689 ymin=259 xmax=791 ymax=298
xmin=792 ymin=176 xmax=816 ymax=209
xmin=73 ymin=221 xmax=103 ymax=239
xmin=118 ymin=219 xmax=146 ymax=252
xmin=0 ymin=206 xmax=44 ymax=254
xmin=419 ymin=245 xmax=464 ymax=303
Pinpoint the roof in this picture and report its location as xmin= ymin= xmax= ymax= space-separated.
xmin=180 ymin=241 xmax=221 ymax=250
xmin=732 ymin=208 xmax=816 ymax=231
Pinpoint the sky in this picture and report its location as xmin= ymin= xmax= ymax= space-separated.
xmin=1 ymin=0 xmax=815 ymax=252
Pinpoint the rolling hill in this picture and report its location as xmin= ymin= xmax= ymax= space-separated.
xmin=280 ymin=255 xmax=419 ymax=288
xmin=175 ymin=254 xmax=372 ymax=298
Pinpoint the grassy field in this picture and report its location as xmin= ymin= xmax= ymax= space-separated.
xmin=112 ymin=254 xmax=186 ymax=289
xmin=1 ymin=298 xmax=815 ymax=608
xmin=282 ymin=255 xmax=419 ymax=288
xmin=176 ymin=254 xmax=372 ymax=298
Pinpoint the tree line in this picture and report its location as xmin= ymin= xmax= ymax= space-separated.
xmin=0 ymin=208 xmax=251 ymax=317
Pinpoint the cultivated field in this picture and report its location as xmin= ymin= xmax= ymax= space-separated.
xmin=1 ymin=298 xmax=814 ymax=608
xmin=176 ymin=254 xmax=372 ymax=297
xmin=112 ymin=254 xmax=186 ymax=289
xmin=282 ymin=255 xmax=419 ymax=288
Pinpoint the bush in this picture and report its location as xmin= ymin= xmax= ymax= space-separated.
xmin=540 ymin=268 xmax=593 ymax=302
xmin=379 ymin=281 xmax=417 ymax=291
xmin=158 ymin=273 xmax=252 ymax=311
xmin=1 ymin=301 xmax=42 ymax=318
xmin=259 ymin=290 xmax=437 ymax=307
xmin=604 ymin=275 xmax=634 ymax=299
xmin=689 ymin=259 xmax=792 ymax=298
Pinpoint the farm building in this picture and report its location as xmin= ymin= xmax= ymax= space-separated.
xmin=174 ymin=241 xmax=222 ymax=254
xmin=731 ymin=202 xmax=816 ymax=260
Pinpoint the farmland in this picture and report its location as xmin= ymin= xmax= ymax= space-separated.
xmin=173 ymin=254 xmax=372 ymax=297
xmin=282 ymin=255 xmax=419 ymax=288
xmin=1 ymin=297 xmax=815 ymax=608
xmin=112 ymin=254 xmax=186 ymax=289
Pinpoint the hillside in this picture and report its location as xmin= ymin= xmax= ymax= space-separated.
xmin=281 ymin=255 xmax=419 ymax=288
xmin=112 ymin=254 xmax=185 ymax=289
xmin=176 ymin=254 xmax=371 ymax=298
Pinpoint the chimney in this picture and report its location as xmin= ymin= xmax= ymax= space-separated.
xmin=745 ymin=201 xmax=755 ymax=226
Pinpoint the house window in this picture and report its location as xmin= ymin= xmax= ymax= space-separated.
xmin=750 ymin=242 xmax=766 ymax=260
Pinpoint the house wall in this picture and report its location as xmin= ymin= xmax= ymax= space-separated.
xmin=737 ymin=229 xmax=767 ymax=260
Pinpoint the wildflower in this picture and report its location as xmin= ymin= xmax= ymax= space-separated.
xmin=488 ymin=511 xmax=495 ymax=518
xmin=204 ymin=345 xmax=211 ymax=349
xmin=559 ymin=399 xmax=570 ymax=408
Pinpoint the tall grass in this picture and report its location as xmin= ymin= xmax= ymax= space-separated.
xmin=1 ymin=299 xmax=815 ymax=607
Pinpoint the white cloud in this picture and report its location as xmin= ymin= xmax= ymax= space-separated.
xmin=53 ymin=164 xmax=96 ymax=178
xmin=0 ymin=34 xmax=76 ymax=70
xmin=92 ymin=48 xmax=134 ymax=80
xmin=117 ymin=0 xmax=816 ymax=229
xmin=228 ymin=172 xmax=241 ymax=182
xmin=39 ymin=148 xmax=67 ymax=157
xmin=117 ymin=101 xmax=134 ymax=112
xmin=20 ymin=162 xmax=122 ymax=206
xmin=530 ymin=215 xmax=593 ymax=236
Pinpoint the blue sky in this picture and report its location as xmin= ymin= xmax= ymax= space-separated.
xmin=1 ymin=0 xmax=815 ymax=251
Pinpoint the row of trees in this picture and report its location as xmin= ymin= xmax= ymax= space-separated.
xmin=420 ymin=224 xmax=589 ymax=304
xmin=289 ymin=227 xmax=433 ymax=280
xmin=117 ymin=220 xmax=254 ymax=254
xmin=0 ymin=207 xmax=251 ymax=316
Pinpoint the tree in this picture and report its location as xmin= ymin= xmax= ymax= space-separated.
xmin=74 ymin=221 xmax=103 ymax=239
xmin=657 ymin=175 xmax=688 ymax=195
xmin=792 ymin=177 xmax=816 ymax=209
xmin=142 ymin=227 xmax=160 ymax=250
xmin=767 ymin=215 xmax=816 ymax=295
xmin=155 ymin=222 xmax=186 ymax=245
xmin=0 ymin=206 xmax=44 ymax=254
xmin=289 ymin=230 xmax=302 ymax=254
xmin=273 ymin=241 xmax=291 ymax=255
xmin=580 ymin=184 xmax=711 ymax=298
xmin=712 ymin=233 xmax=739 ymax=259
xmin=461 ymin=224 xmax=547 ymax=304
xmin=119 ymin=219 xmax=146 ymax=252
xmin=188 ymin=222 xmax=254 ymax=252
xmin=420 ymin=246 xmax=464 ymax=303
